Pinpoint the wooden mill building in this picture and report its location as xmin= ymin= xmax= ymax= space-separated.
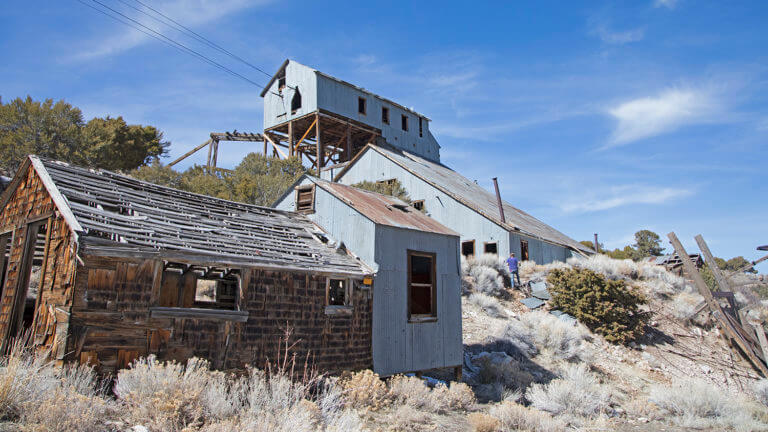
xmin=275 ymin=175 xmax=462 ymax=377
xmin=0 ymin=156 xmax=375 ymax=374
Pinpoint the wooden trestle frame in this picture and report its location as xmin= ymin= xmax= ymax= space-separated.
xmin=264 ymin=109 xmax=381 ymax=172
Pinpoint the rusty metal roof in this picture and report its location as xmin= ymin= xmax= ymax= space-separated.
xmin=335 ymin=144 xmax=592 ymax=254
xmin=308 ymin=177 xmax=458 ymax=237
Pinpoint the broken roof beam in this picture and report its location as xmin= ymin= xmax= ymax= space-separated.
xmin=168 ymin=139 xmax=213 ymax=167
xmin=210 ymin=132 xmax=264 ymax=142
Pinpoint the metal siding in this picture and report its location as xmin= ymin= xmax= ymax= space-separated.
xmin=263 ymin=62 xmax=318 ymax=130
xmin=315 ymin=75 xmax=440 ymax=162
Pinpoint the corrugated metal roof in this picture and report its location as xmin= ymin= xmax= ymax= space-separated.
xmin=24 ymin=156 xmax=370 ymax=276
xmin=308 ymin=176 xmax=458 ymax=237
xmin=337 ymin=145 xmax=592 ymax=254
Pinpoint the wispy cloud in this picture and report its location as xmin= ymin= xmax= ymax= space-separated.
xmin=72 ymin=0 xmax=270 ymax=60
xmin=654 ymin=0 xmax=679 ymax=9
xmin=591 ymin=25 xmax=645 ymax=45
xmin=560 ymin=184 xmax=693 ymax=213
xmin=606 ymin=87 xmax=721 ymax=146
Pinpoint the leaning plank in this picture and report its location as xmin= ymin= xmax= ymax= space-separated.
xmin=668 ymin=232 xmax=768 ymax=377
xmin=149 ymin=307 xmax=249 ymax=322
xmin=168 ymin=139 xmax=213 ymax=167
xmin=695 ymin=235 xmax=731 ymax=292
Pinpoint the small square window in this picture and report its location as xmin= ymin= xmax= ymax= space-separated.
xmin=295 ymin=184 xmax=315 ymax=213
xmin=484 ymin=242 xmax=498 ymax=255
xmin=401 ymin=115 xmax=408 ymax=131
xmin=461 ymin=240 xmax=475 ymax=258
xmin=382 ymin=107 xmax=390 ymax=124
xmin=358 ymin=97 xmax=367 ymax=115
xmin=412 ymin=200 xmax=424 ymax=212
xmin=327 ymin=278 xmax=348 ymax=306
xmin=408 ymin=251 xmax=436 ymax=319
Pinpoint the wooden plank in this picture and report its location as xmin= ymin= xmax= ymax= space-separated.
xmin=668 ymin=232 xmax=768 ymax=376
xmin=212 ymin=140 xmax=219 ymax=168
xmin=288 ymin=120 xmax=294 ymax=157
xmin=295 ymin=117 xmax=317 ymax=153
xmin=149 ymin=307 xmax=249 ymax=322
xmin=28 ymin=157 xmax=83 ymax=233
xmin=695 ymin=235 xmax=731 ymax=292
xmin=169 ymin=139 xmax=213 ymax=167
xmin=264 ymin=134 xmax=288 ymax=159
xmin=752 ymin=323 xmax=768 ymax=365
xmin=316 ymin=113 xmax=323 ymax=172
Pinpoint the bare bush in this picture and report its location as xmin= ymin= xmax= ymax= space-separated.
xmin=649 ymin=378 xmax=764 ymax=430
xmin=526 ymin=363 xmax=610 ymax=417
xmin=432 ymin=382 xmax=476 ymax=412
xmin=488 ymin=401 xmax=566 ymax=432
xmin=340 ymin=369 xmax=389 ymax=410
xmin=472 ymin=352 xmax=534 ymax=399
xmin=468 ymin=293 xmax=506 ymax=318
xmin=387 ymin=375 xmax=476 ymax=413
xmin=462 ymin=255 xmax=507 ymax=297
xmin=497 ymin=311 xmax=591 ymax=362
xmin=669 ymin=289 xmax=706 ymax=322
xmin=467 ymin=412 xmax=500 ymax=432
xmin=754 ymin=379 xmax=768 ymax=406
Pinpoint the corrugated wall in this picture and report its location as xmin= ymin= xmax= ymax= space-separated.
xmin=263 ymin=62 xmax=318 ymax=130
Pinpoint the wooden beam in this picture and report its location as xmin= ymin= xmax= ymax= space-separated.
xmin=206 ymin=140 xmax=214 ymax=167
xmin=345 ymin=124 xmax=352 ymax=161
xmin=210 ymin=132 xmax=264 ymax=142
xmin=668 ymin=232 xmax=768 ymax=376
xmin=211 ymin=140 xmax=219 ymax=168
xmin=295 ymin=117 xmax=317 ymax=153
xmin=726 ymin=253 xmax=768 ymax=280
xmin=316 ymin=113 xmax=323 ymax=172
xmin=264 ymin=134 xmax=288 ymax=159
xmin=753 ymin=323 xmax=768 ymax=364
xmin=288 ymin=120 xmax=294 ymax=157
xmin=695 ymin=235 xmax=731 ymax=292
xmin=169 ymin=139 xmax=213 ymax=167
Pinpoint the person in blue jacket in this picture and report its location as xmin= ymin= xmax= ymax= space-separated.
xmin=506 ymin=252 xmax=520 ymax=287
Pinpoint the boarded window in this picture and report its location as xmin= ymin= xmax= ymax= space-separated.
xmin=419 ymin=117 xmax=423 ymax=137
xmin=401 ymin=115 xmax=408 ymax=131
xmin=382 ymin=106 xmax=389 ymax=124
xmin=520 ymin=240 xmax=530 ymax=261
xmin=412 ymin=200 xmax=424 ymax=212
xmin=484 ymin=242 xmax=498 ymax=255
xmin=461 ymin=240 xmax=475 ymax=258
xmin=408 ymin=251 xmax=436 ymax=318
xmin=161 ymin=264 xmax=239 ymax=310
xmin=358 ymin=97 xmax=367 ymax=115
xmin=295 ymin=185 xmax=315 ymax=213
xmin=291 ymin=88 xmax=302 ymax=113
xmin=327 ymin=278 xmax=348 ymax=306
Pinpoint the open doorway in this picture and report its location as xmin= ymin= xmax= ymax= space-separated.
xmin=8 ymin=221 xmax=48 ymax=339
xmin=0 ymin=232 xmax=11 ymax=300
xmin=520 ymin=240 xmax=529 ymax=261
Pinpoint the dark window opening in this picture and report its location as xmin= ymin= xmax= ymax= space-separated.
xmin=382 ymin=107 xmax=389 ymax=124
xmin=408 ymin=251 xmax=436 ymax=318
xmin=412 ymin=200 xmax=425 ymax=212
xmin=520 ymin=240 xmax=530 ymax=261
xmin=484 ymin=242 xmax=498 ymax=255
xmin=401 ymin=115 xmax=409 ymax=131
xmin=0 ymin=233 xmax=11 ymax=301
xmin=461 ymin=240 xmax=475 ymax=259
xmin=327 ymin=278 xmax=348 ymax=306
xmin=376 ymin=178 xmax=397 ymax=187
xmin=358 ymin=97 xmax=367 ymax=115
xmin=160 ymin=264 xmax=239 ymax=310
xmin=291 ymin=88 xmax=302 ymax=114
xmin=419 ymin=117 xmax=423 ymax=137
xmin=278 ymin=74 xmax=286 ymax=92
xmin=9 ymin=221 xmax=47 ymax=338
xmin=295 ymin=185 xmax=315 ymax=213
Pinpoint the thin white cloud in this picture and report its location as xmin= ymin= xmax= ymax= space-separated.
xmin=592 ymin=25 xmax=645 ymax=45
xmin=72 ymin=0 xmax=271 ymax=60
xmin=560 ymin=184 xmax=693 ymax=213
xmin=606 ymin=87 xmax=720 ymax=146
xmin=654 ymin=0 xmax=679 ymax=9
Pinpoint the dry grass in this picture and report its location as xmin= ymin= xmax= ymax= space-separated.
xmin=488 ymin=401 xmax=566 ymax=432
xmin=525 ymin=363 xmax=610 ymax=417
xmin=467 ymin=412 xmax=499 ymax=432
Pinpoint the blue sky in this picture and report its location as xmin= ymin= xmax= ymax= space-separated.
xmin=2 ymin=0 xmax=767 ymax=269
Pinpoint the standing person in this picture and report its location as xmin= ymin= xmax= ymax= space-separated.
xmin=506 ymin=252 xmax=520 ymax=287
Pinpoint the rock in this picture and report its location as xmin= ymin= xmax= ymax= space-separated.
xmin=699 ymin=364 xmax=711 ymax=374
xmin=131 ymin=426 xmax=149 ymax=432
xmin=637 ymin=417 xmax=649 ymax=423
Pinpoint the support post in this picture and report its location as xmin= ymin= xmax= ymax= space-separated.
xmin=315 ymin=113 xmax=323 ymax=173
xmin=288 ymin=120 xmax=294 ymax=157
xmin=594 ymin=233 xmax=599 ymax=254
xmin=264 ymin=137 xmax=268 ymax=155
xmin=211 ymin=140 xmax=219 ymax=168
xmin=695 ymin=235 xmax=731 ymax=292
xmin=206 ymin=140 xmax=213 ymax=169
xmin=492 ymin=177 xmax=506 ymax=223
xmin=753 ymin=323 xmax=768 ymax=364
xmin=345 ymin=123 xmax=352 ymax=162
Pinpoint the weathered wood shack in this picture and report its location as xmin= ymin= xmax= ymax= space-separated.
xmin=275 ymin=175 xmax=462 ymax=376
xmin=0 ymin=156 xmax=373 ymax=374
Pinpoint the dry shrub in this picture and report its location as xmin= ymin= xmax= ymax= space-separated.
xmin=754 ymin=379 xmax=768 ymax=406
xmin=488 ymin=401 xmax=566 ymax=432
xmin=385 ymin=405 xmax=436 ymax=432
xmin=387 ymin=375 xmax=475 ymax=413
xmin=526 ymin=363 xmax=610 ymax=417
xmin=497 ymin=311 xmax=591 ymax=362
xmin=468 ymin=293 xmax=506 ymax=318
xmin=432 ymin=382 xmax=476 ymax=412
xmin=669 ymin=289 xmax=706 ymax=322
xmin=462 ymin=254 xmax=507 ymax=297
xmin=467 ymin=412 xmax=499 ymax=432
xmin=649 ymin=378 xmax=765 ymax=430
xmin=19 ymin=389 xmax=110 ymax=432
xmin=473 ymin=353 xmax=534 ymax=398
xmin=548 ymin=267 xmax=648 ymax=344
xmin=340 ymin=369 xmax=389 ymax=410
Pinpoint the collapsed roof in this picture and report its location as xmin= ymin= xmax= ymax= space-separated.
xmin=335 ymin=144 xmax=592 ymax=254
xmin=1 ymin=156 xmax=370 ymax=276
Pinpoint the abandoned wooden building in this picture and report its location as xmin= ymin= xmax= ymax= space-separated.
xmin=262 ymin=60 xmax=590 ymax=264
xmin=0 ymin=156 xmax=380 ymax=374
xmin=275 ymin=175 xmax=462 ymax=376
xmin=330 ymin=144 xmax=592 ymax=264
xmin=259 ymin=59 xmax=441 ymax=172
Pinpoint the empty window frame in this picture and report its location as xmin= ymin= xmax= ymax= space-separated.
xmin=484 ymin=242 xmax=498 ymax=255
xmin=418 ymin=117 xmax=423 ymax=137
xmin=401 ymin=114 xmax=409 ymax=131
xmin=408 ymin=251 xmax=436 ymax=319
xmin=295 ymin=184 xmax=315 ymax=213
xmin=382 ymin=106 xmax=390 ymax=124
xmin=9 ymin=220 xmax=48 ymax=339
xmin=520 ymin=240 xmax=530 ymax=261
xmin=0 ymin=232 xmax=12 ymax=301
xmin=278 ymin=74 xmax=286 ymax=92
xmin=160 ymin=264 xmax=239 ymax=310
xmin=461 ymin=240 xmax=475 ymax=258
xmin=326 ymin=278 xmax=349 ymax=306
xmin=376 ymin=178 xmax=397 ymax=187
xmin=358 ymin=97 xmax=367 ymax=115
xmin=291 ymin=88 xmax=302 ymax=113
xmin=411 ymin=200 xmax=425 ymax=212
